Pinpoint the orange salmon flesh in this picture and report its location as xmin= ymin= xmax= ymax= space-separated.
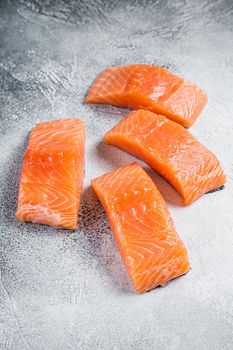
xmin=16 ymin=119 xmax=85 ymax=229
xmin=104 ymin=110 xmax=226 ymax=205
xmin=86 ymin=64 xmax=207 ymax=127
xmin=91 ymin=163 xmax=190 ymax=293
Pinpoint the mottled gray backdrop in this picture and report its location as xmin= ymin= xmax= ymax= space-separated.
xmin=0 ymin=0 xmax=233 ymax=349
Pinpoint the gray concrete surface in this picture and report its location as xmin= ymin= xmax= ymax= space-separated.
xmin=0 ymin=0 xmax=233 ymax=349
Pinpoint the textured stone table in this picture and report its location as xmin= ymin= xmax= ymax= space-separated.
xmin=0 ymin=1 xmax=233 ymax=349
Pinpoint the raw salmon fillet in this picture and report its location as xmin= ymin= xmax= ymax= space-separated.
xmin=91 ymin=163 xmax=190 ymax=293
xmin=85 ymin=64 xmax=207 ymax=127
xmin=104 ymin=110 xmax=226 ymax=205
xmin=16 ymin=119 xmax=85 ymax=229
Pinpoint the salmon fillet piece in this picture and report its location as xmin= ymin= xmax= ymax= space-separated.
xmin=104 ymin=110 xmax=226 ymax=205
xmin=91 ymin=163 xmax=190 ymax=293
xmin=16 ymin=119 xmax=85 ymax=229
xmin=85 ymin=64 xmax=207 ymax=127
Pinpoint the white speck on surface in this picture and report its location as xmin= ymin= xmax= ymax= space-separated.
xmin=0 ymin=0 xmax=233 ymax=349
